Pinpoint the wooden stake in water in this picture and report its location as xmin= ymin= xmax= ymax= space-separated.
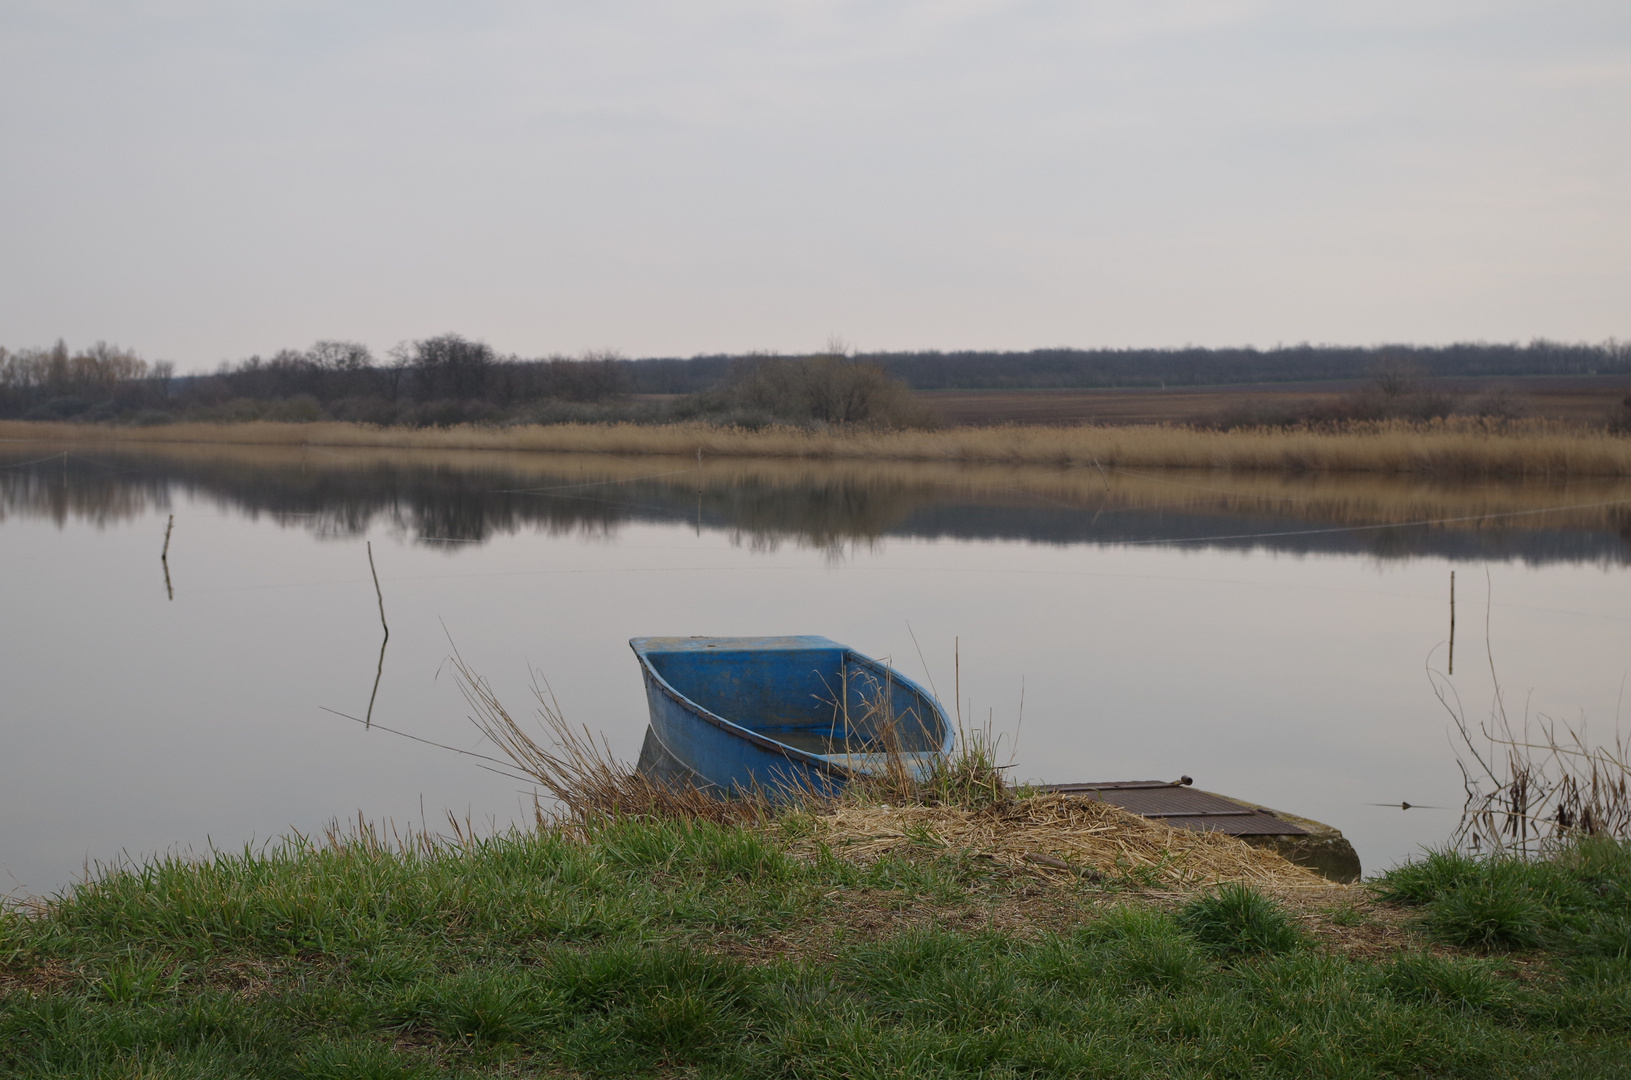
xmin=1090 ymin=456 xmax=1111 ymax=493
xmin=1448 ymin=570 xmax=1456 ymax=675
xmin=366 ymin=541 xmax=390 ymax=728
xmin=161 ymin=514 xmax=174 ymax=601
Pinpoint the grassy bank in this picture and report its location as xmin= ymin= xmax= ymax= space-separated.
xmin=6 ymin=416 xmax=1631 ymax=477
xmin=3 ymin=817 xmax=1627 ymax=1078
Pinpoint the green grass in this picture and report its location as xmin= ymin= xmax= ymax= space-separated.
xmin=3 ymin=825 xmax=1628 ymax=1078
xmin=1372 ymin=838 xmax=1631 ymax=953
xmin=1176 ymin=882 xmax=1305 ymax=956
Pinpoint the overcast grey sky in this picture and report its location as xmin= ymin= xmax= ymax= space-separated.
xmin=2 ymin=1 xmax=1626 ymax=370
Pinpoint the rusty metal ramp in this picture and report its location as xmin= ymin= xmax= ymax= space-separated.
xmin=1039 ymin=780 xmax=1309 ymax=837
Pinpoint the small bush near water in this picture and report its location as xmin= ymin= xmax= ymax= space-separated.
xmin=4 ymin=829 xmax=1630 ymax=1078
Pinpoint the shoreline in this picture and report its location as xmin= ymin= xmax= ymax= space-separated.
xmin=4 ymin=415 xmax=1631 ymax=477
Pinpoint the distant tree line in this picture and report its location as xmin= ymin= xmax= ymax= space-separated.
xmin=3 ymin=335 xmax=1626 ymax=429
xmin=624 ymin=340 xmax=1631 ymax=394
xmin=0 ymin=335 xmax=938 ymax=428
xmin=198 ymin=336 xmax=626 ymax=415
xmin=0 ymin=335 xmax=628 ymax=427
xmin=0 ymin=341 xmax=174 ymax=421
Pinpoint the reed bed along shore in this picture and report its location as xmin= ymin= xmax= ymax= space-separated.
xmin=6 ymin=415 xmax=1631 ymax=476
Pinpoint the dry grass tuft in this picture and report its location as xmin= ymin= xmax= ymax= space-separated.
xmin=791 ymin=794 xmax=1330 ymax=890
xmin=450 ymin=648 xmax=772 ymax=827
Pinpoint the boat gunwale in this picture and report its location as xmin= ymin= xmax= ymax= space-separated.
xmin=628 ymin=638 xmax=952 ymax=781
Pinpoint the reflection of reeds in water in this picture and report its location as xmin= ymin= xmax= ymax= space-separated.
xmin=6 ymin=437 xmax=1631 ymax=552
xmin=6 ymin=415 xmax=1631 ymax=476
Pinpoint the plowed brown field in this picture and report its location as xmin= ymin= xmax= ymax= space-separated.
xmin=918 ymin=375 xmax=1629 ymax=426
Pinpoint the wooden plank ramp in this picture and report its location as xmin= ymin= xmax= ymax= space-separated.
xmin=1040 ymin=778 xmax=1362 ymax=883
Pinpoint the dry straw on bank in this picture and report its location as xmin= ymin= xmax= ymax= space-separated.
xmin=792 ymin=796 xmax=1329 ymax=890
xmin=6 ymin=416 xmax=1631 ymax=477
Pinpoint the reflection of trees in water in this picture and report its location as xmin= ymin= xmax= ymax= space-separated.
xmin=173 ymin=462 xmax=637 ymax=546
xmin=700 ymin=474 xmax=915 ymax=554
xmin=896 ymin=499 xmax=1631 ymax=566
xmin=0 ymin=452 xmax=920 ymax=553
xmin=0 ymin=456 xmax=169 ymax=527
xmin=1 ymin=449 xmax=1626 ymax=565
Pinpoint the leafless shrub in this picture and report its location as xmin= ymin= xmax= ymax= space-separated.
xmin=1460 ymin=384 xmax=1532 ymax=420
xmin=722 ymin=353 xmax=943 ymax=429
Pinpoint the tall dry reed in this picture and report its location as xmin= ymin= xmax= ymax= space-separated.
xmin=448 ymin=649 xmax=772 ymax=826
xmin=1442 ymin=707 xmax=1629 ymax=856
xmin=1432 ymin=621 xmax=1631 ymax=856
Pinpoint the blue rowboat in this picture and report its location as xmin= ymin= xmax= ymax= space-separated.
xmin=630 ymin=635 xmax=954 ymax=797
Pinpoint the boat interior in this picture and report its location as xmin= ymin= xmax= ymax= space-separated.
xmin=639 ymin=637 xmax=949 ymax=761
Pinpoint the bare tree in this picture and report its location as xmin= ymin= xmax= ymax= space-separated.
xmin=1368 ymin=352 xmax=1425 ymax=401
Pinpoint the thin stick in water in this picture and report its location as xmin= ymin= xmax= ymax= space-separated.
xmin=1448 ymin=569 xmax=1455 ymax=675
xmin=161 ymin=514 xmax=174 ymax=601
xmin=365 ymin=541 xmax=389 ymax=728
xmin=1013 ymin=675 xmax=1024 ymax=764
xmin=1089 ymin=456 xmax=1111 ymax=493
xmin=368 ymin=541 xmax=389 ymax=638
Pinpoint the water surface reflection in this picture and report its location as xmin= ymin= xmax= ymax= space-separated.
xmin=5 ymin=443 xmax=1629 ymax=564
xmin=2 ymin=441 xmax=1627 ymax=896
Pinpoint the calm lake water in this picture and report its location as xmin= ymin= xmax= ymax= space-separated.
xmin=3 ymin=441 xmax=1629 ymax=895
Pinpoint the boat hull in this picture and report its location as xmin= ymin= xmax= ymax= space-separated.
xmin=630 ymin=635 xmax=952 ymax=797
